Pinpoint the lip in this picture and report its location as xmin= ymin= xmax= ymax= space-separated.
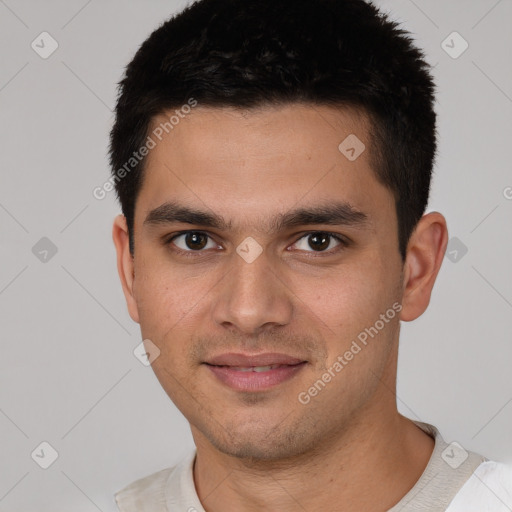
xmin=204 ymin=352 xmax=308 ymax=392
xmin=205 ymin=352 xmax=306 ymax=367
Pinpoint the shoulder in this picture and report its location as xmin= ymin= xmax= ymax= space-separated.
xmin=114 ymin=467 xmax=174 ymax=512
xmin=446 ymin=460 xmax=512 ymax=512
xmin=114 ymin=451 xmax=198 ymax=512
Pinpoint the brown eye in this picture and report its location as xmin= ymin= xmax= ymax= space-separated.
xmin=292 ymin=232 xmax=347 ymax=253
xmin=184 ymin=232 xmax=208 ymax=250
xmin=307 ymin=233 xmax=331 ymax=251
xmin=169 ymin=231 xmax=217 ymax=252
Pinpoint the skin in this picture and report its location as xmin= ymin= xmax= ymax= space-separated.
xmin=112 ymin=104 xmax=448 ymax=511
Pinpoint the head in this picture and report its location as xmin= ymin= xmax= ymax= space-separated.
xmin=111 ymin=0 xmax=448 ymax=461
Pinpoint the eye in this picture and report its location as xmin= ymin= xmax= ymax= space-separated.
xmin=166 ymin=231 xmax=219 ymax=253
xmin=291 ymin=232 xmax=348 ymax=254
xmin=164 ymin=230 xmax=349 ymax=257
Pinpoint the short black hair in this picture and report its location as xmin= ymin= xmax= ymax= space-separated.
xmin=109 ymin=0 xmax=437 ymax=260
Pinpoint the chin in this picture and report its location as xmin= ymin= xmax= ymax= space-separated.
xmin=212 ymin=437 xmax=302 ymax=462
xmin=200 ymin=416 xmax=318 ymax=463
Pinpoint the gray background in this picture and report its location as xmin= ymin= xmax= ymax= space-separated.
xmin=1 ymin=0 xmax=511 ymax=510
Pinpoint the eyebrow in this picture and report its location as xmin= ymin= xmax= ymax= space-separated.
xmin=143 ymin=200 xmax=370 ymax=234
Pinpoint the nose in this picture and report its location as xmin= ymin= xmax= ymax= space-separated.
xmin=211 ymin=248 xmax=294 ymax=337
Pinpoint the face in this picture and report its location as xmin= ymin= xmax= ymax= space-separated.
xmin=117 ymin=104 xmax=408 ymax=461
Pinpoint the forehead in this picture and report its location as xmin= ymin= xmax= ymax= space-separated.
xmin=137 ymin=104 xmax=393 ymax=231
xmin=147 ymin=103 xmax=370 ymax=160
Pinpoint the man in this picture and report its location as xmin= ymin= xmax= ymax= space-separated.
xmin=110 ymin=0 xmax=512 ymax=510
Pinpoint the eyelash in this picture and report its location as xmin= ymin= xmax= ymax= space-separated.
xmin=163 ymin=230 xmax=350 ymax=258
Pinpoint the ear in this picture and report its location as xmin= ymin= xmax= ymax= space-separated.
xmin=112 ymin=214 xmax=140 ymax=324
xmin=400 ymin=212 xmax=448 ymax=322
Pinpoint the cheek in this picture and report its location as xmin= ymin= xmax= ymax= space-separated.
xmin=293 ymin=260 xmax=388 ymax=327
xmin=134 ymin=271 xmax=200 ymax=395
xmin=132 ymin=264 xmax=190 ymax=343
xmin=292 ymin=260 xmax=399 ymax=363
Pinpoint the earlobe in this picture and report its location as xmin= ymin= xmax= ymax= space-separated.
xmin=112 ymin=214 xmax=140 ymax=324
xmin=400 ymin=212 xmax=448 ymax=322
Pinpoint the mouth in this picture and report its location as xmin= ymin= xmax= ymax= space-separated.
xmin=215 ymin=364 xmax=297 ymax=372
xmin=203 ymin=353 xmax=308 ymax=392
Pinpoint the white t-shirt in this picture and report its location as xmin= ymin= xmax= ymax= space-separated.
xmin=115 ymin=421 xmax=512 ymax=511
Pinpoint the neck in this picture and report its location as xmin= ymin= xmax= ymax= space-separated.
xmin=192 ymin=409 xmax=434 ymax=512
